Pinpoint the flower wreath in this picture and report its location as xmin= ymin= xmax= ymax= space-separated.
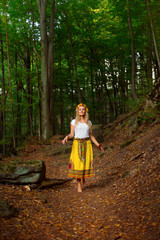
xmin=76 ymin=103 xmax=89 ymax=112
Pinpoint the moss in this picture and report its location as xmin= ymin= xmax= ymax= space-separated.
xmin=0 ymin=159 xmax=43 ymax=173
xmin=0 ymin=163 xmax=17 ymax=173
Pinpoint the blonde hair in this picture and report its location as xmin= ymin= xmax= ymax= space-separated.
xmin=75 ymin=109 xmax=91 ymax=129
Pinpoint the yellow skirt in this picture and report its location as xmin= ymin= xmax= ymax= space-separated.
xmin=68 ymin=139 xmax=94 ymax=179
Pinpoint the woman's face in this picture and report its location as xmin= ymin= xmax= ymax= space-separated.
xmin=78 ymin=106 xmax=86 ymax=116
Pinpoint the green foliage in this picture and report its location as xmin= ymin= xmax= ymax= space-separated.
xmin=0 ymin=0 xmax=160 ymax=151
xmin=136 ymin=109 xmax=157 ymax=125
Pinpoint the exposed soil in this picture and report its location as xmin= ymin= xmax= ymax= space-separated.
xmin=0 ymin=119 xmax=160 ymax=240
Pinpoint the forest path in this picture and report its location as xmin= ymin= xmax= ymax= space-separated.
xmin=0 ymin=123 xmax=160 ymax=240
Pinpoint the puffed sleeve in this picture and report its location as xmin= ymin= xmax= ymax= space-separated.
xmin=71 ymin=119 xmax=75 ymax=126
xmin=89 ymin=120 xmax=92 ymax=126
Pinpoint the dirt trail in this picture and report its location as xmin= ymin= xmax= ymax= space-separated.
xmin=0 ymin=123 xmax=160 ymax=240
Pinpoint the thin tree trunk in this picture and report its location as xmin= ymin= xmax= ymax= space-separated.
xmin=5 ymin=0 xmax=16 ymax=149
xmin=16 ymin=84 xmax=22 ymax=144
xmin=127 ymin=0 xmax=138 ymax=100
xmin=146 ymin=0 xmax=160 ymax=75
xmin=90 ymin=48 xmax=95 ymax=121
xmin=63 ymin=12 xmax=81 ymax=102
xmin=68 ymin=28 xmax=81 ymax=102
xmin=30 ymin=0 xmax=42 ymax=137
xmin=146 ymin=23 xmax=153 ymax=83
xmin=48 ymin=0 xmax=55 ymax=135
xmin=15 ymin=51 xmax=22 ymax=145
xmin=154 ymin=53 xmax=160 ymax=79
xmin=139 ymin=53 xmax=146 ymax=93
xmin=0 ymin=33 xmax=6 ymax=155
xmin=36 ymin=62 xmax=42 ymax=137
xmin=100 ymin=68 xmax=114 ymax=114
xmin=95 ymin=73 xmax=101 ymax=122
xmin=26 ymin=47 xmax=33 ymax=136
xmin=66 ymin=57 xmax=74 ymax=112
xmin=58 ymin=55 xmax=64 ymax=134
xmin=110 ymin=60 xmax=118 ymax=118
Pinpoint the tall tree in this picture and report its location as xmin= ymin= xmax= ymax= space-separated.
xmin=37 ymin=0 xmax=55 ymax=139
xmin=0 ymin=17 xmax=6 ymax=155
xmin=127 ymin=0 xmax=138 ymax=100
xmin=5 ymin=0 xmax=16 ymax=149
xmin=30 ymin=0 xmax=42 ymax=137
xmin=145 ymin=0 xmax=160 ymax=76
xmin=63 ymin=11 xmax=82 ymax=102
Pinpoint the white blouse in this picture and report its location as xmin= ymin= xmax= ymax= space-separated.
xmin=71 ymin=119 xmax=92 ymax=139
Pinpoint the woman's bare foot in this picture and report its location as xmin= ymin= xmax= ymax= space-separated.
xmin=78 ymin=187 xmax=82 ymax=192
xmin=77 ymin=178 xmax=82 ymax=193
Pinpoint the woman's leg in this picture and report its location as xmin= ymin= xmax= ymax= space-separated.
xmin=77 ymin=178 xmax=82 ymax=192
xmin=82 ymin=177 xmax=85 ymax=186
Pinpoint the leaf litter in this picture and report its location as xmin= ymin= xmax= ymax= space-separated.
xmin=0 ymin=122 xmax=160 ymax=240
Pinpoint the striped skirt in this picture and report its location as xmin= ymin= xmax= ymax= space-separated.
xmin=68 ymin=138 xmax=94 ymax=179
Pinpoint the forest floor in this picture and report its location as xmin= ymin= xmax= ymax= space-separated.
xmin=0 ymin=114 xmax=160 ymax=240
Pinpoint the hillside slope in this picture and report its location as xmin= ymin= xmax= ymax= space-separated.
xmin=0 ymin=109 xmax=160 ymax=240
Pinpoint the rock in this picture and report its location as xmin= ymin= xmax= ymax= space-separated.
xmin=92 ymin=124 xmax=104 ymax=142
xmin=0 ymin=159 xmax=46 ymax=185
xmin=0 ymin=199 xmax=17 ymax=218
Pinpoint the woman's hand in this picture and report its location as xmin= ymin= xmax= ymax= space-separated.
xmin=62 ymin=136 xmax=68 ymax=145
xmin=97 ymin=144 xmax=104 ymax=153
xmin=90 ymin=133 xmax=104 ymax=153
xmin=62 ymin=124 xmax=74 ymax=144
xmin=100 ymin=146 xmax=104 ymax=153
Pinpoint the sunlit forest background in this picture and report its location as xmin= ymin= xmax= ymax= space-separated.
xmin=0 ymin=0 xmax=160 ymax=155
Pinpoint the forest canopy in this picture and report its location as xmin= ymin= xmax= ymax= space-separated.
xmin=0 ymin=0 xmax=160 ymax=155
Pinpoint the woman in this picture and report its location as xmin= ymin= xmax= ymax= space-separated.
xmin=62 ymin=103 xmax=104 ymax=192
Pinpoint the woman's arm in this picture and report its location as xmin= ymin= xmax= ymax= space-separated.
xmin=62 ymin=124 xmax=74 ymax=144
xmin=90 ymin=130 xmax=104 ymax=153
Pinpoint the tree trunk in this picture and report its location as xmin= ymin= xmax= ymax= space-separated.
xmin=48 ymin=0 xmax=55 ymax=134
xmin=145 ymin=0 xmax=160 ymax=75
xmin=58 ymin=55 xmax=64 ymax=134
xmin=16 ymin=83 xmax=22 ymax=144
xmin=110 ymin=60 xmax=118 ymax=118
xmin=147 ymin=77 xmax=160 ymax=110
xmin=90 ymin=48 xmax=95 ymax=121
xmin=100 ymin=68 xmax=114 ymax=114
xmin=37 ymin=0 xmax=55 ymax=140
xmin=66 ymin=56 xmax=74 ymax=112
xmin=118 ymin=60 xmax=126 ymax=114
xmin=0 ymin=31 xmax=6 ymax=155
xmin=37 ymin=0 xmax=49 ymax=139
xmin=15 ymin=51 xmax=22 ymax=145
xmin=146 ymin=23 xmax=153 ymax=83
xmin=64 ymin=12 xmax=81 ymax=102
xmin=26 ymin=47 xmax=33 ymax=136
xmin=95 ymin=73 xmax=101 ymax=122
xmin=127 ymin=0 xmax=138 ymax=100
xmin=36 ymin=62 xmax=42 ymax=137
xmin=31 ymin=0 xmax=42 ymax=137
xmin=5 ymin=0 xmax=16 ymax=149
